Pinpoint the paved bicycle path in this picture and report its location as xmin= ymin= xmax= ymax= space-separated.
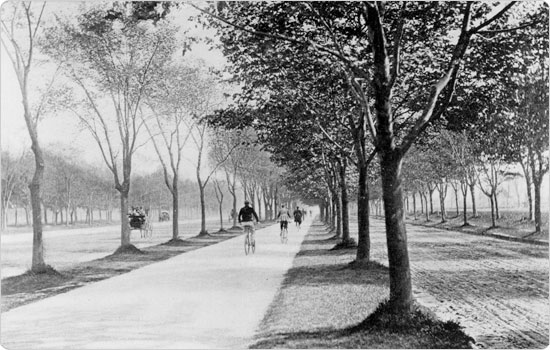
xmin=1 ymin=220 xmax=310 ymax=349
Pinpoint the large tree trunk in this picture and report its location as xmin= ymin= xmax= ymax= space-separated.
xmin=533 ymin=177 xmax=542 ymax=233
xmin=438 ymin=183 xmax=447 ymax=223
xmin=335 ymin=191 xmax=342 ymax=238
xmin=428 ymin=184 xmax=435 ymax=214
xmin=469 ymin=184 xmax=477 ymax=217
xmin=488 ymin=193 xmax=496 ymax=228
xmin=423 ymin=192 xmax=430 ymax=221
xmin=256 ymin=188 xmax=262 ymax=220
xmin=494 ymin=193 xmax=500 ymax=219
xmin=461 ymin=182 xmax=468 ymax=226
xmin=380 ymin=151 xmax=413 ymax=313
xmin=340 ymin=161 xmax=351 ymax=243
xmin=1 ymin=206 xmax=7 ymax=230
xmin=172 ymin=180 xmax=179 ymax=240
xmin=199 ymin=184 xmax=207 ymax=235
xmin=324 ymin=200 xmax=330 ymax=224
xmin=29 ymin=141 xmax=46 ymax=271
xmin=330 ymin=197 xmax=336 ymax=230
xmin=119 ymin=192 xmax=131 ymax=247
xmin=453 ymin=184 xmax=459 ymax=217
xmin=355 ymin=161 xmax=370 ymax=262
xmin=412 ymin=192 xmax=417 ymax=220
xmin=520 ymin=158 xmax=534 ymax=220
xmin=218 ymin=197 xmax=224 ymax=230
xmin=531 ymin=149 xmax=545 ymax=233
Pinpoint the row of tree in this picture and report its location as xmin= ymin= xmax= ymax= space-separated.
xmin=0 ymin=148 xmax=236 ymax=229
xmin=2 ymin=1 xmax=547 ymax=318
xmin=199 ymin=1 xmax=548 ymax=316
xmin=1 ymin=2 xmax=294 ymax=273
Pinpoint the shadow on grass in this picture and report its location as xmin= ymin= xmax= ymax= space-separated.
xmin=299 ymin=237 xmax=337 ymax=246
xmin=296 ymin=248 xmax=356 ymax=257
xmin=280 ymin=259 xmax=389 ymax=288
xmin=253 ymin=300 xmax=474 ymax=349
xmin=254 ymin=222 xmax=474 ymax=349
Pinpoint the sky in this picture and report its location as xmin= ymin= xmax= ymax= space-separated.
xmin=0 ymin=2 xmax=228 ymax=179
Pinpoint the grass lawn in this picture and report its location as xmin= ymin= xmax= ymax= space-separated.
xmin=0 ymin=222 xmax=277 ymax=312
xmin=252 ymin=221 xmax=474 ymax=349
xmin=403 ymin=210 xmax=549 ymax=243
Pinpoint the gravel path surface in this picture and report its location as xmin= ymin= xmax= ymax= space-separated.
xmin=367 ymin=219 xmax=549 ymax=349
xmin=1 ymin=221 xmax=309 ymax=349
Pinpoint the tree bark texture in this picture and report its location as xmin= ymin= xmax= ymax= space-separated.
xmin=335 ymin=191 xmax=342 ymax=238
xmin=412 ymin=192 xmax=417 ymax=220
xmin=339 ymin=160 xmax=351 ymax=243
xmin=380 ymin=151 xmax=412 ymax=313
xmin=356 ymin=161 xmax=371 ymax=262
xmin=199 ymin=184 xmax=207 ymax=234
xmin=489 ymin=193 xmax=496 ymax=228
xmin=520 ymin=158 xmax=534 ymax=220
xmin=461 ymin=182 xmax=468 ymax=226
xmin=119 ymin=192 xmax=131 ymax=247
xmin=469 ymin=184 xmax=477 ymax=217
xmin=172 ymin=181 xmax=179 ymax=240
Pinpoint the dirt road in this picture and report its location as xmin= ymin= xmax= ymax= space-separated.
xmin=367 ymin=219 xmax=549 ymax=349
xmin=1 ymin=221 xmax=309 ymax=349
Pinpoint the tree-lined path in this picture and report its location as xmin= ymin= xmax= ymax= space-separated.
xmin=0 ymin=220 xmax=309 ymax=349
xmin=366 ymin=219 xmax=549 ymax=349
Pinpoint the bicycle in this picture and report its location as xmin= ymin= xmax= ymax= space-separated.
xmin=280 ymin=226 xmax=288 ymax=244
xmin=243 ymin=224 xmax=256 ymax=255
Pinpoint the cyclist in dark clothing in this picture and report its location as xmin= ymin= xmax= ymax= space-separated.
xmin=238 ymin=200 xmax=260 ymax=235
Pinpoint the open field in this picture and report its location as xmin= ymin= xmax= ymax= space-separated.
xmin=1 ymin=218 xmax=220 ymax=278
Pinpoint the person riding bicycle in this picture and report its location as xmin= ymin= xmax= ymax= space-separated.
xmin=238 ymin=200 xmax=260 ymax=237
xmin=293 ymin=206 xmax=303 ymax=228
xmin=277 ymin=204 xmax=291 ymax=236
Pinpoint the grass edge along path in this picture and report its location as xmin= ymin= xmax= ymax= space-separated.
xmin=251 ymin=220 xmax=474 ymax=349
xmin=1 ymin=223 xmax=273 ymax=312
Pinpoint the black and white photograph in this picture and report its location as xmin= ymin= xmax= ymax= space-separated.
xmin=0 ymin=1 xmax=548 ymax=348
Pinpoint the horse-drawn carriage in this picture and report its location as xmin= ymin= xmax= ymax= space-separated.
xmin=159 ymin=210 xmax=170 ymax=222
xmin=128 ymin=207 xmax=153 ymax=238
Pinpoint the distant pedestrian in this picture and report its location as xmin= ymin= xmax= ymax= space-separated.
xmin=293 ymin=206 xmax=303 ymax=228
